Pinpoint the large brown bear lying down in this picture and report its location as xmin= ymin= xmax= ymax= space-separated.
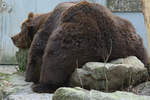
xmin=11 ymin=1 xmax=149 ymax=93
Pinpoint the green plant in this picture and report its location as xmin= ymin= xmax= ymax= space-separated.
xmin=16 ymin=49 xmax=28 ymax=72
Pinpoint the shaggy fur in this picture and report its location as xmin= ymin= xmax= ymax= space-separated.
xmin=25 ymin=2 xmax=76 ymax=83
xmin=12 ymin=1 xmax=149 ymax=93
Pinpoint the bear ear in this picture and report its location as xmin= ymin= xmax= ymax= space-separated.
xmin=28 ymin=12 xmax=34 ymax=21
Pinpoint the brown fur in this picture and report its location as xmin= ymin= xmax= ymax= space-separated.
xmin=11 ymin=12 xmax=49 ymax=48
xmin=15 ymin=1 xmax=148 ymax=93
xmin=25 ymin=2 xmax=76 ymax=83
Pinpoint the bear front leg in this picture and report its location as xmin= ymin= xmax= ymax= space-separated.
xmin=32 ymin=52 xmax=76 ymax=93
xmin=32 ymin=35 xmax=77 ymax=93
xmin=25 ymin=34 xmax=47 ymax=83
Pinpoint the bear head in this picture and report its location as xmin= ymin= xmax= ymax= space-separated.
xmin=11 ymin=12 xmax=36 ymax=48
xmin=11 ymin=12 xmax=48 ymax=48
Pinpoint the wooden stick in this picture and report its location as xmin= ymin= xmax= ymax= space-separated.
xmin=141 ymin=0 xmax=150 ymax=57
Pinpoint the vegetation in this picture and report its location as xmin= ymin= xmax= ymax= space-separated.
xmin=16 ymin=49 xmax=28 ymax=72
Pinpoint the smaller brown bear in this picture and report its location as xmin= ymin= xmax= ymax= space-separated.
xmin=11 ymin=12 xmax=49 ymax=48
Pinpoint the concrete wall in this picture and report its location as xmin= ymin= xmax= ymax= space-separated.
xmin=0 ymin=0 xmax=148 ymax=64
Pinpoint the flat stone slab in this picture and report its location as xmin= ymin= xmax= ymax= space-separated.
xmin=0 ymin=65 xmax=53 ymax=100
xmin=0 ymin=65 xmax=18 ymax=74
xmin=7 ymin=93 xmax=53 ymax=100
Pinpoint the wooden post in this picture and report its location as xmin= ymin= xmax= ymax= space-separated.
xmin=142 ymin=0 xmax=150 ymax=57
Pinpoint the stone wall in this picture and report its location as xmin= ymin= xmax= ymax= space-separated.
xmin=107 ymin=0 xmax=142 ymax=12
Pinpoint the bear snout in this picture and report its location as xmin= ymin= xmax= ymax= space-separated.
xmin=11 ymin=36 xmax=14 ymax=41
xmin=11 ymin=36 xmax=18 ymax=46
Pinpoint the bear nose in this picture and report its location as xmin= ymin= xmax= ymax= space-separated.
xmin=11 ymin=37 xmax=14 ymax=41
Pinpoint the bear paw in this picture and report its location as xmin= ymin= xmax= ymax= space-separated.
xmin=25 ymin=76 xmax=39 ymax=84
xmin=32 ymin=83 xmax=58 ymax=93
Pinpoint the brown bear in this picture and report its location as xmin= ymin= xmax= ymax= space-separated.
xmin=28 ymin=1 xmax=148 ymax=93
xmin=12 ymin=1 xmax=149 ymax=93
xmin=11 ymin=12 xmax=49 ymax=48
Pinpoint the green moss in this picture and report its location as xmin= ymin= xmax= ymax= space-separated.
xmin=16 ymin=49 xmax=28 ymax=72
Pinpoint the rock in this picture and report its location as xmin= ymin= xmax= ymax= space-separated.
xmin=0 ymin=65 xmax=53 ymax=100
xmin=0 ymin=65 xmax=18 ymax=74
xmin=52 ymin=87 xmax=150 ymax=100
xmin=69 ymin=56 xmax=148 ymax=91
xmin=7 ymin=93 xmax=53 ymax=100
xmin=0 ymin=56 xmax=148 ymax=100
xmin=133 ymin=81 xmax=150 ymax=96
xmin=110 ymin=56 xmax=144 ymax=67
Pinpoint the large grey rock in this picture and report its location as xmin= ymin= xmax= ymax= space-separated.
xmin=0 ymin=65 xmax=53 ymax=100
xmin=69 ymin=56 xmax=148 ymax=91
xmin=52 ymin=87 xmax=150 ymax=100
